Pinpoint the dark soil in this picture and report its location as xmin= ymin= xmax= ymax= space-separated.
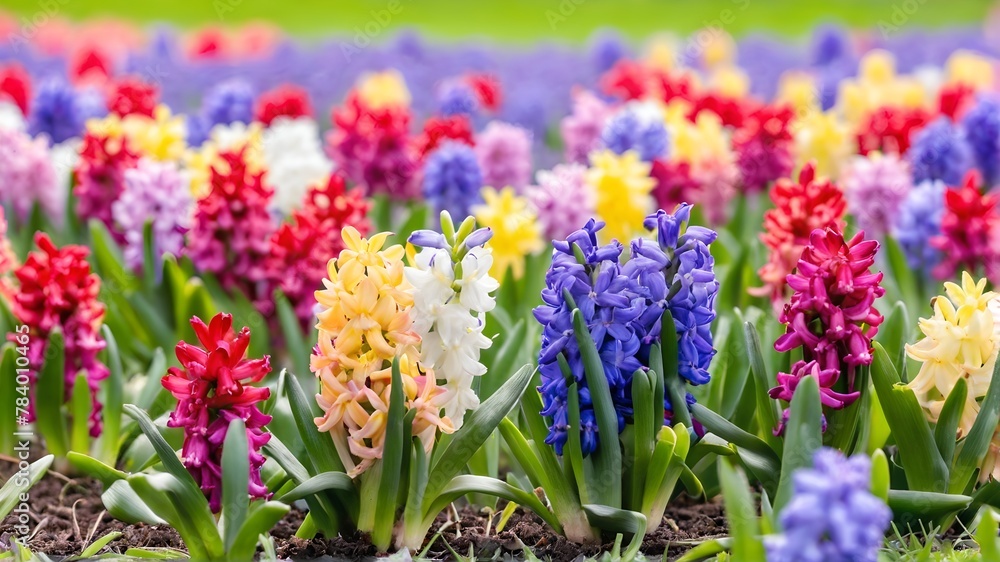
xmin=2 ymin=469 xmax=727 ymax=561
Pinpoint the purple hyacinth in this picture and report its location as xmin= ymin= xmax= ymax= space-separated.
xmin=600 ymin=103 xmax=669 ymax=162
xmin=112 ymin=158 xmax=192 ymax=270
xmin=437 ymin=79 xmax=478 ymax=116
xmin=766 ymin=449 xmax=890 ymax=562
xmin=28 ymin=77 xmax=107 ymax=144
xmin=892 ymin=179 xmax=946 ymax=274
xmin=527 ymin=163 xmax=594 ymax=241
xmin=960 ymin=95 xmax=1000 ymax=186
xmin=906 ymin=117 xmax=973 ymax=186
xmin=841 ymin=154 xmax=912 ymax=238
xmin=189 ymin=79 xmax=255 ymax=145
xmin=475 ymin=121 xmax=533 ymax=192
xmin=561 ymin=90 xmax=613 ymax=165
xmin=422 ymin=142 xmax=484 ymax=219
xmin=0 ymin=128 xmax=61 ymax=222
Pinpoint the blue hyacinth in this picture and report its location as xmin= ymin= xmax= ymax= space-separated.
xmin=907 ymin=117 xmax=973 ymax=185
xmin=960 ymin=95 xmax=1000 ymax=186
xmin=534 ymin=205 xmax=717 ymax=456
xmin=28 ymin=78 xmax=107 ymax=144
xmin=422 ymin=142 xmax=484 ymax=219
xmin=600 ymin=106 xmax=669 ymax=162
xmin=892 ymin=179 xmax=945 ymax=274
xmin=437 ymin=80 xmax=478 ymax=116
xmin=188 ymin=79 xmax=255 ymax=146
xmin=766 ymin=449 xmax=890 ymax=562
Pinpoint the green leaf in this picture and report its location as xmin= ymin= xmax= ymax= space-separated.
xmin=274 ymin=291 xmax=310 ymax=377
xmin=282 ymin=372 xmax=344 ymax=473
xmin=142 ymin=220 xmax=158 ymax=293
xmin=743 ymin=322 xmax=781 ymax=454
xmin=221 ymin=418 xmax=249 ymax=552
xmin=870 ymin=343 xmax=949 ymax=492
xmin=229 ymin=501 xmax=290 ymax=561
xmin=876 ymin=301 xmax=910 ymax=373
xmin=773 ymin=375 xmax=823 ymax=516
xmin=871 ymin=449 xmax=890 ymax=503
xmin=887 ymin=490 xmax=971 ymax=522
xmin=0 ymin=455 xmax=52 ymax=519
xmin=976 ymin=509 xmax=1000 ymax=559
xmin=36 ymin=329 xmax=68 ymax=456
xmin=69 ymin=372 xmax=91 ymax=453
xmin=630 ymin=368 xmax=654 ymax=512
xmin=718 ymin=458 xmax=765 ymax=561
xmin=582 ymin=504 xmax=647 ymax=562
xmin=372 ymin=358 xmax=406 ymax=551
xmin=277 ymin=473 xmax=356 ymax=504
xmin=100 ymin=480 xmax=163 ymax=525
xmin=99 ymin=326 xmax=125 ymax=464
xmin=660 ymin=311 xmax=692 ymax=429
xmin=572 ymin=308 xmax=622 ymax=508
xmin=0 ymin=345 xmax=17 ymax=454
xmin=675 ymin=538 xmax=733 ymax=562
xmin=950 ymin=358 xmax=1000 ymax=494
xmin=79 ymin=531 xmax=123 ymax=558
xmin=262 ymin=435 xmax=344 ymax=535
xmin=67 ymin=452 xmax=127 ymax=487
xmin=121 ymin=548 xmax=189 ymax=560
xmin=691 ymin=404 xmax=781 ymax=473
xmin=128 ymin=472 xmax=220 ymax=560
xmin=423 ymin=475 xmax=562 ymax=534
xmin=426 ymin=364 xmax=533 ymax=502
xmin=934 ymin=377 xmax=967 ymax=466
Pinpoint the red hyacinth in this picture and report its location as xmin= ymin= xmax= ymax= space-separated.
xmin=325 ymin=92 xmax=419 ymax=198
xmin=0 ymin=64 xmax=30 ymax=115
xmin=650 ymin=158 xmax=699 ymax=212
xmin=466 ymin=73 xmax=502 ymax=112
xmin=74 ymin=130 xmax=139 ymax=242
xmin=8 ymin=233 xmax=109 ymax=436
xmin=266 ymin=174 xmax=371 ymax=329
xmin=856 ymin=105 xmax=930 ymax=155
xmin=255 ymin=84 xmax=313 ymax=126
xmin=70 ymin=47 xmax=111 ymax=85
xmin=733 ymin=103 xmax=795 ymax=193
xmin=769 ymin=228 xmax=885 ymax=423
xmin=107 ymin=77 xmax=159 ymax=118
xmin=754 ymin=162 xmax=846 ymax=306
xmin=413 ymin=114 xmax=475 ymax=158
xmin=937 ymin=82 xmax=976 ymax=121
xmin=162 ymin=313 xmax=272 ymax=512
xmin=931 ymin=171 xmax=1000 ymax=283
xmin=187 ymin=148 xmax=275 ymax=308
xmin=600 ymin=59 xmax=655 ymax=101
xmin=688 ymin=93 xmax=749 ymax=128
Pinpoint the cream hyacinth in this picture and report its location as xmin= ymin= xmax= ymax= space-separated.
xmin=906 ymin=273 xmax=1000 ymax=436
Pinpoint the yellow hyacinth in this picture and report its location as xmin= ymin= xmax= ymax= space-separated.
xmin=907 ymin=273 xmax=1000 ymax=436
xmin=356 ymin=69 xmax=411 ymax=110
xmin=471 ymin=187 xmax=543 ymax=281
xmin=777 ymin=72 xmax=820 ymax=117
xmin=586 ymin=149 xmax=655 ymax=244
xmin=709 ymin=65 xmax=749 ymax=98
xmin=946 ymin=50 xmax=994 ymax=91
xmin=121 ymin=105 xmax=187 ymax=162
xmin=792 ymin=109 xmax=851 ymax=180
xmin=312 ymin=226 xmax=453 ymax=476
xmin=664 ymin=104 xmax=730 ymax=166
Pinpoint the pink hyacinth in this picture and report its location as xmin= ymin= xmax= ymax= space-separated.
xmin=0 ymin=128 xmax=61 ymax=223
xmin=561 ymin=90 xmax=613 ymax=165
xmin=690 ymin=158 xmax=739 ymax=226
xmin=475 ymin=121 xmax=533 ymax=192
xmin=526 ymin=163 xmax=594 ymax=241
xmin=769 ymin=227 xmax=885 ymax=416
xmin=841 ymin=154 xmax=913 ymax=238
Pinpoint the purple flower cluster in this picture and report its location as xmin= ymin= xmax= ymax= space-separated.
xmin=892 ymin=179 xmax=946 ymax=273
xmin=766 ymin=448 xmax=890 ymax=562
xmin=188 ymin=79 xmax=255 ymax=146
xmin=28 ymin=77 xmax=106 ymax=144
xmin=906 ymin=117 xmax=973 ymax=186
xmin=534 ymin=205 xmax=718 ymax=456
xmin=600 ymin=105 xmax=669 ymax=162
xmin=111 ymin=158 xmax=192 ymax=270
xmin=475 ymin=121 xmax=532 ymax=192
xmin=422 ymin=141 xmax=484 ymax=219
xmin=960 ymin=95 xmax=1000 ymax=186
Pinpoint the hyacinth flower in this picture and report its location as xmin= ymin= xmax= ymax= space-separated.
xmin=406 ymin=213 xmax=499 ymax=427
xmin=7 ymin=233 xmax=109 ymax=439
xmin=856 ymin=105 xmax=929 ymax=156
xmin=526 ymin=163 xmax=595 ymax=241
xmin=753 ymin=162 xmax=846 ymax=307
xmin=261 ymin=116 xmax=333 ymax=215
xmin=29 ymin=77 xmax=107 ymax=144
xmin=733 ymin=103 xmax=794 ymax=193
xmin=161 ymin=313 xmax=273 ymax=512
xmin=906 ymin=117 xmax=973 ymax=186
xmin=475 ymin=121 xmax=533 ymax=193
xmin=841 ymin=153 xmax=912 ymax=238
xmin=960 ymin=95 xmax=1000 ymax=185
xmin=266 ymin=173 xmax=371 ymax=330
xmin=107 ymin=77 xmax=159 ymax=118
xmin=111 ymin=158 xmax=192 ymax=271
xmin=561 ymin=89 xmax=612 ymax=165
xmin=791 ymin=109 xmax=851 ymax=180
xmin=412 ymin=114 xmax=475 ymax=158
xmin=930 ymin=172 xmax=1000 ymax=284
xmin=766 ymin=449 xmax=890 ymax=562
xmin=599 ymin=101 xmax=669 ymax=162
xmin=892 ymin=179 xmax=946 ymax=275
xmin=188 ymin=79 xmax=255 ymax=147
xmin=471 ymin=187 xmax=544 ymax=281
xmin=906 ymin=273 xmax=1000 ymax=435
xmin=0 ymin=127 xmax=62 ymax=222
xmin=74 ymin=122 xmax=140 ymax=241
xmin=422 ymin=141 xmax=484 ymax=220
xmin=254 ymin=84 xmax=313 ymax=126
xmin=587 ymin=149 xmax=655 ymax=244
xmin=768 ymin=227 xmax=885 ymax=430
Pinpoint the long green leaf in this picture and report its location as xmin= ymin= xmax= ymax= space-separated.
xmin=128 ymin=473 xmax=219 ymax=561
xmin=100 ymin=480 xmax=163 ymax=525
xmin=772 ymin=375 xmax=822 ymax=516
xmin=67 ymin=452 xmax=128 ymax=487
xmin=0 ymin=455 xmax=52 ymax=519
xmin=661 ymin=311 xmax=692 ymax=429
xmin=79 ymin=531 xmax=123 ymax=558
xmin=630 ymin=368 xmax=654 ymax=512
xmin=36 ymin=329 xmax=68 ymax=456
xmin=69 ymin=372 xmax=91 ymax=453
xmin=582 ymin=504 xmax=647 ymax=562
xmin=718 ymin=458 xmax=765 ymax=561
xmin=950 ymin=358 xmax=1000 ymax=494
xmin=274 ymin=291 xmax=310 ymax=377
xmin=230 ymin=501 xmax=290 ymax=561
xmin=0 ymin=345 xmax=16 ymax=454
xmin=934 ymin=377 xmax=967 ymax=466
xmin=277 ymin=473 xmax=356 ymax=504
xmin=691 ymin=404 xmax=781 ymax=470
xmin=743 ymin=322 xmax=781 ymax=454
xmin=221 ymin=418 xmax=249 ymax=552
xmin=283 ymin=372 xmax=343 ymax=473
xmin=887 ymin=490 xmax=971 ymax=522
xmin=372 ymin=358 xmax=406 ymax=551
xmin=423 ymin=475 xmax=562 ymax=534
xmin=100 ymin=326 xmax=125 ymax=464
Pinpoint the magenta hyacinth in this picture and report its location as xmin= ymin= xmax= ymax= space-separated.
xmin=769 ymin=227 xmax=885 ymax=420
xmin=561 ymin=90 xmax=613 ymax=165
xmin=475 ymin=121 xmax=533 ymax=192
xmin=112 ymin=158 xmax=192 ymax=270
xmin=526 ymin=163 xmax=595 ymax=241
xmin=841 ymin=154 xmax=913 ymax=238
xmin=0 ymin=128 xmax=61 ymax=222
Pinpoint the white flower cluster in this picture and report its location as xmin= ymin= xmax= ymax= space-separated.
xmin=405 ymin=242 xmax=499 ymax=428
xmin=0 ymin=101 xmax=25 ymax=132
xmin=262 ymin=116 xmax=333 ymax=215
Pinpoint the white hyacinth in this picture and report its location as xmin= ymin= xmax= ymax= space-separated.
xmin=0 ymin=101 xmax=25 ymax=132
xmin=405 ymin=242 xmax=498 ymax=428
xmin=262 ymin=116 xmax=333 ymax=215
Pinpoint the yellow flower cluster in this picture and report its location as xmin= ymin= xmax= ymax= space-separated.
xmin=837 ymin=50 xmax=927 ymax=126
xmin=84 ymin=104 xmax=187 ymax=163
xmin=792 ymin=109 xmax=852 ymax=180
xmin=586 ymin=149 xmax=655 ymax=244
xmin=472 ymin=187 xmax=544 ymax=281
xmin=906 ymin=273 xmax=1000 ymax=436
xmin=356 ymin=70 xmax=411 ymax=110
xmin=312 ymin=227 xmax=453 ymax=477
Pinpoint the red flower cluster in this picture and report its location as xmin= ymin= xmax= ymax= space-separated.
xmin=74 ymin=130 xmax=139 ymax=242
xmin=8 ymin=233 xmax=109 ymax=436
xmin=931 ymin=172 xmax=1000 ymax=283
xmin=937 ymin=82 xmax=976 ymax=121
xmin=0 ymin=64 xmax=30 ymax=115
xmin=770 ymin=228 xmax=884 ymax=419
xmin=856 ymin=105 xmax=930 ymax=155
xmin=162 ymin=313 xmax=272 ymax=512
xmin=650 ymin=159 xmax=699 ymax=212
xmin=688 ymin=93 xmax=749 ymax=128
xmin=187 ymin=148 xmax=275 ymax=306
xmin=754 ymin=163 xmax=846 ymax=306
xmin=267 ymin=174 xmax=371 ymax=329
xmin=413 ymin=114 xmax=475 ymax=158
xmin=255 ymin=84 xmax=313 ymax=126
xmin=70 ymin=47 xmax=111 ymax=85
xmin=107 ymin=77 xmax=159 ymax=118
xmin=733 ymin=103 xmax=795 ymax=193
xmin=465 ymin=72 xmax=502 ymax=112
xmin=325 ymin=93 xmax=419 ymax=199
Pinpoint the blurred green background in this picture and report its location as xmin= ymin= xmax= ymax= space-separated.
xmin=1 ymin=0 xmax=996 ymax=41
